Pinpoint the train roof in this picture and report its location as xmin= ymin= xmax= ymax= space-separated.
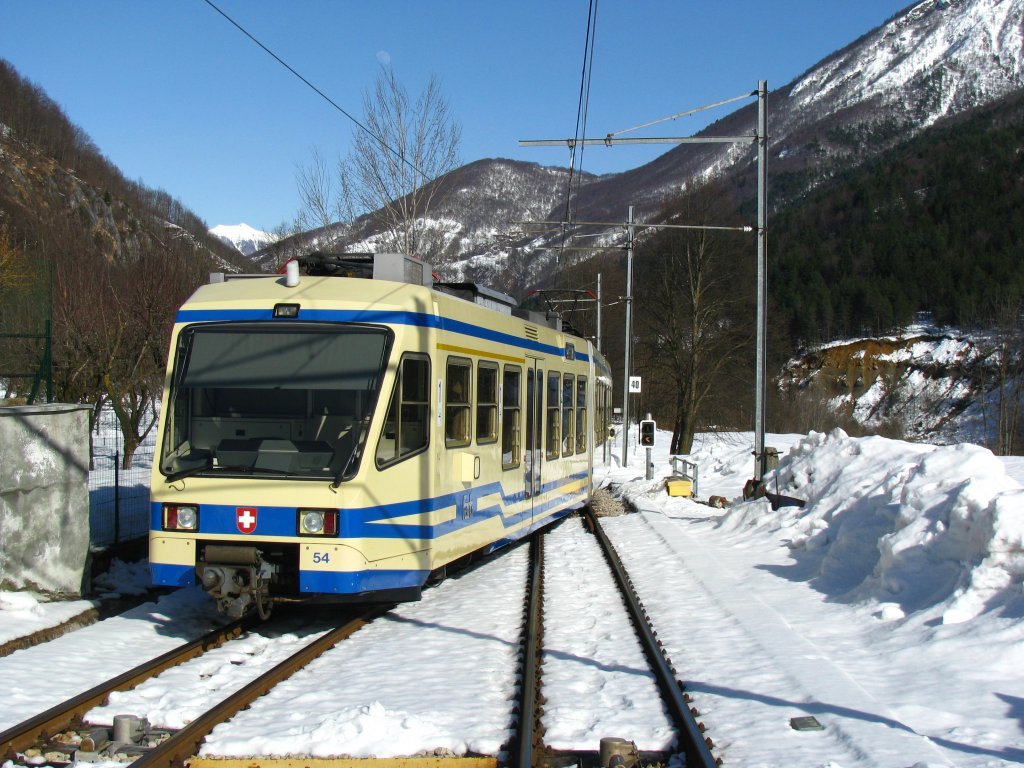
xmin=204 ymin=252 xmax=587 ymax=338
xmin=183 ymin=260 xmax=609 ymax=375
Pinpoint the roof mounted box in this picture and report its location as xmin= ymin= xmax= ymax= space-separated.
xmin=373 ymin=253 xmax=433 ymax=287
xmin=211 ymin=252 xmax=434 ymax=287
xmin=437 ymin=282 xmax=517 ymax=315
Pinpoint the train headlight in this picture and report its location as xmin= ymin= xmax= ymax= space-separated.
xmin=298 ymin=509 xmax=338 ymax=536
xmin=302 ymin=511 xmax=324 ymax=534
xmin=163 ymin=504 xmax=198 ymax=531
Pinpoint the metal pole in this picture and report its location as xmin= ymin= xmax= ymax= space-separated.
xmin=114 ymin=450 xmax=121 ymax=544
xmin=595 ymin=274 xmax=609 ymax=467
xmin=621 ymin=206 xmax=634 ymax=468
xmin=645 ymin=413 xmax=654 ymax=481
xmin=754 ymin=80 xmax=768 ymax=482
xmin=45 ymin=259 xmax=53 ymax=402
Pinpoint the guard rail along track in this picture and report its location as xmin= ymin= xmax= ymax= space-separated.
xmin=512 ymin=510 xmax=721 ymax=768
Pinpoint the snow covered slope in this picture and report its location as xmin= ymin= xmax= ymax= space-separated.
xmin=242 ymin=0 xmax=1024 ymax=295
xmin=210 ymin=223 xmax=277 ymax=257
xmin=791 ymin=0 xmax=1024 ymax=124
xmin=779 ymin=329 xmax=1017 ymax=445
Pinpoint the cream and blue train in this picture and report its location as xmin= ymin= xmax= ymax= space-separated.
xmin=149 ymin=253 xmax=612 ymax=617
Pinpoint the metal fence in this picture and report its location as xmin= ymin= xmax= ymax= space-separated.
xmin=88 ymin=407 xmax=155 ymax=548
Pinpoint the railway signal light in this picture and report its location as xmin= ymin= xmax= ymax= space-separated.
xmin=639 ymin=419 xmax=656 ymax=447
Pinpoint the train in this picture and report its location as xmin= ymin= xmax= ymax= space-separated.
xmin=149 ymin=252 xmax=613 ymax=617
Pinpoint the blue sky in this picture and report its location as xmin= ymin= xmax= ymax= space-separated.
xmin=1 ymin=1 xmax=910 ymax=231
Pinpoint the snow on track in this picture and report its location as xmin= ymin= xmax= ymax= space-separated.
xmin=541 ymin=518 xmax=675 ymax=752
xmin=0 ymin=588 xmax=223 ymax=732
xmin=84 ymin=616 xmax=334 ymax=729
xmin=603 ymin=509 xmax=954 ymax=767
xmin=199 ymin=544 xmax=529 ymax=759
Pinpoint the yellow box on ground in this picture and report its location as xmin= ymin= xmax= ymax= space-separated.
xmin=666 ymin=478 xmax=693 ymax=497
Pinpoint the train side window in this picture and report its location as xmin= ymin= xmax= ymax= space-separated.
xmin=546 ymin=371 xmax=560 ymax=460
xmin=525 ymin=369 xmax=535 ymax=456
xmin=535 ymin=368 xmax=544 ymax=455
xmin=477 ymin=362 xmax=499 ymax=444
xmin=375 ymin=354 xmax=430 ymax=468
xmin=561 ymin=373 xmax=574 ymax=457
xmin=576 ymin=377 xmax=588 ymax=454
xmin=596 ymin=379 xmax=610 ymax=448
xmin=502 ymin=365 xmax=521 ymax=470
xmin=445 ymin=356 xmax=473 ymax=448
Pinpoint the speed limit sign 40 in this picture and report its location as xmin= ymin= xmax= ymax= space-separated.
xmin=628 ymin=376 xmax=642 ymax=393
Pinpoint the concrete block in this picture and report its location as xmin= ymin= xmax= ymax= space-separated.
xmin=0 ymin=404 xmax=92 ymax=595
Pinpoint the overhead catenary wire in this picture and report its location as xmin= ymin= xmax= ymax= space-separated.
xmin=558 ymin=0 xmax=599 ymax=260
xmin=201 ymin=0 xmax=425 ymax=181
xmin=606 ymin=89 xmax=757 ymax=141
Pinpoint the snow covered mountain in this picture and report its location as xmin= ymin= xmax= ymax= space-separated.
xmin=791 ymin=0 xmax=1023 ymax=124
xmin=565 ymin=0 xmax=1024 ymax=227
xmin=262 ymin=0 xmax=1023 ymax=295
xmin=249 ymin=159 xmax=595 ymax=286
xmin=210 ymin=223 xmax=277 ymax=257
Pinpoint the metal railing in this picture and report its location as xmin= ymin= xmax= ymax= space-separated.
xmin=669 ymin=455 xmax=699 ymax=498
xmin=88 ymin=408 xmax=153 ymax=548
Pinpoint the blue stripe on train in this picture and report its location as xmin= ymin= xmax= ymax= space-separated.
xmin=300 ymin=569 xmax=428 ymax=594
xmin=151 ymin=472 xmax=589 ymax=540
xmin=173 ymin=308 xmax=590 ymax=362
xmin=149 ymin=561 xmax=429 ymax=595
xmin=151 ymin=562 xmax=195 ymax=587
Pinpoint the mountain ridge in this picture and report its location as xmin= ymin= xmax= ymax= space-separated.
xmin=210 ymin=222 xmax=277 ymax=257
xmin=251 ymin=0 xmax=1023 ymax=300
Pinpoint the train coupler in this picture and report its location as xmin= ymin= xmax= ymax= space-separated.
xmin=198 ymin=545 xmax=278 ymax=619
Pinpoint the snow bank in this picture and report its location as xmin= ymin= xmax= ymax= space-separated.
xmin=718 ymin=429 xmax=1024 ymax=623
xmin=0 ymin=591 xmax=94 ymax=647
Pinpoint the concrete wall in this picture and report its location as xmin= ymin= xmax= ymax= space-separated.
xmin=0 ymin=404 xmax=92 ymax=595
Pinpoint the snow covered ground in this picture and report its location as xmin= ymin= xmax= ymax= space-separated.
xmin=2 ymin=427 xmax=1024 ymax=766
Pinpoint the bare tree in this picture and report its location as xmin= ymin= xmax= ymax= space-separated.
xmin=976 ymin=302 xmax=1024 ymax=456
xmin=0 ymin=224 xmax=33 ymax=293
xmin=636 ymin=192 xmax=751 ymax=454
xmin=104 ymin=242 xmax=203 ymax=468
xmin=294 ymin=147 xmax=347 ymax=238
xmin=297 ymin=67 xmax=461 ymax=262
xmin=51 ymin=232 xmax=203 ymax=468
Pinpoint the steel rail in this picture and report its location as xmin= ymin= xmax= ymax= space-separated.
xmin=513 ymin=534 xmax=545 ymax=768
xmin=127 ymin=604 xmax=394 ymax=768
xmin=0 ymin=618 xmax=249 ymax=755
xmin=585 ymin=510 xmax=720 ymax=768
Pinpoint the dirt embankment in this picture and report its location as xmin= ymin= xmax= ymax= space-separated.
xmin=780 ymin=334 xmax=982 ymax=439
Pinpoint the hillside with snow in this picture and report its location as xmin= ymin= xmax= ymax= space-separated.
xmin=777 ymin=327 xmax=1024 ymax=450
xmin=210 ymin=223 xmax=277 ymax=257
xmin=262 ymin=0 xmax=1024 ymax=298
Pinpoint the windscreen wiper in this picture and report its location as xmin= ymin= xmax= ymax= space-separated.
xmin=163 ymin=463 xmax=295 ymax=484
xmin=331 ymin=449 xmax=358 ymax=490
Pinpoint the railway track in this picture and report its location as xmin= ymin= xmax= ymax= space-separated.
xmin=1 ymin=607 xmax=391 ymax=768
xmin=4 ymin=506 xmax=719 ymax=768
xmin=128 ymin=605 xmax=391 ymax=768
xmin=0 ymin=617 xmax=250 ymax=758
xmin=587 ymin=510 xmax=719 ymax=768
xmin=511 ymin=511 xmax=719 ymax=768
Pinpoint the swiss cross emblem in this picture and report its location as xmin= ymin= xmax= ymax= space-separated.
xmin=236 ymin=507 xmax=258 ymax=534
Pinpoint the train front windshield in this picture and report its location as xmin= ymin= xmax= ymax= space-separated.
xmin=159 ymin=322 xmax=392 ymax=482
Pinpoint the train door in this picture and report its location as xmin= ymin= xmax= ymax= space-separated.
xmin=524 ymin=358 xmax=543 ymax=524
